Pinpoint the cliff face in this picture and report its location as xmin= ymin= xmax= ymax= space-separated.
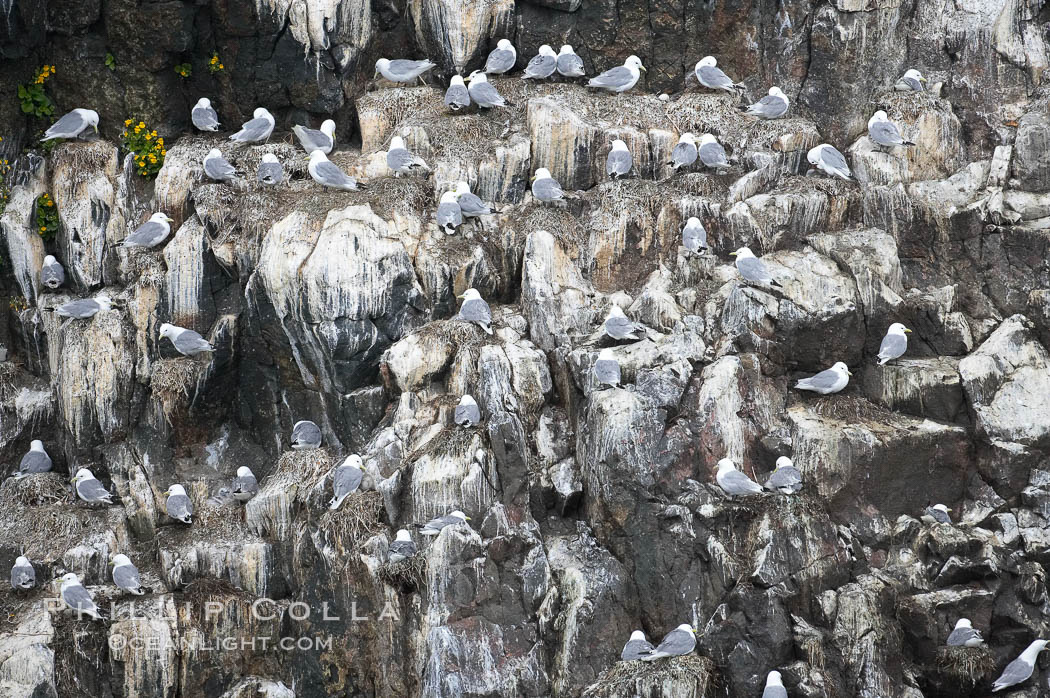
xmin=1 ymin=1 xmax=1050 ymax=697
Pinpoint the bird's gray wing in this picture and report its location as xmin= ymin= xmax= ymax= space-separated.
xmin=291 ymin=422 xmax=321 ymax=446
xmin=458 ymin=193 xmax=490 ymax=216
xmin=389 ymin=59 xmax=434 ymax=78
xmin=18 ymin=452 xmax=51 ymax=474
xmin=484 ymin=49 xmax=515 ymax=73
xmin=748 ymin=95 xmax=787 ymax=117
xmin=113 ymin=565 xmax=142 ymax=591
xmin=870 ymin=121 xmax=903 ymax=146
xmin=461 ymin=298 xmax=492 ymax=325
xmin=205 ymin=157 xmax=236 ymax=180
xmin=333 ymin=466 xmax=363 ymax=497
xmin=653 ymin=629 xmax=694 ymax=656
xmin=524 ymin=55 xmax=556 ymax=78
xmin=722 ymin=470 xmax=762 ymax=494
xmin=294 ymin=127 xmax=330 ymax=153
xmin=167 ymin=494 xmax=194 ymax=519
xmin=125 ymin=220 xmax=167 ymax=247
xmin=232 ymin=475 xmax=259 ymax=497
xmin=994 ymin=657 xmax=1034 ymax=689
xmin=699 ymin=142 xmax=729 ymax=167
xmin=604 ymin=315 xmax=639 ymax=339
xmin=533 ymin=178 xmax=564 ymax=200
xmin=621 ymin=639 xmax=655 ymax=661
xmin=798 ymin=368 xmax=840 ymax=391
xmin=766 ymin=467 xmax=802 ymax=491
xmin=11 ymin=565 xmax=34 ymax=588
xmin=232 ymin=117 xmax=271 ymax=142
xmin=192 ymin=106 xmax=220 ymax=130
xmin=683 ymin=223 xmax=707 ymax=251
xmin=387 ymin=148 xmax=418 ymax=171
xmin=698 ymin=65 xmax=736 ymax=90
xmin=946 ymin=628 xmax=981 ymax=646
xmin=820 ymin=147 xmax=850 ymax=174
xmin=45 ymin=112 xmax=87 ymax=138
xmin=924 ymin=507 xmax=950 ymax=523
xmin=455 ymin=404 xmax=481 ymax=425
xmin=589 ymin=66 xmax=633 ymax=89
xmin=897 ymin=76 xmax=923 ymax=91
xmin=671 ymin=142 xmax=697 ymax=167
xmin=878 ymin=333 xmax=907 ymax=361
xmin=315 ymin=160 xmax=354 ymax=187
xmin=762 ymin=686 xmax=788 ymax=698
xmin=389 ymin=540 xmax=417 ymax=558
xmin=41 ymin=262 xmax=65 ymax=287
xmin=594 ymin=358 xmax=621 ymax=385
xmin=425 ymin=514 xmax=457 ymax=530
xmin=56 ymin=299 xmax=101 ymax=318
xmin=606 ymin=150 xmax=632 ymax=176
xmin=557 ymin=54 xmax=585 ymax=77
xmin=470 ymin=82 xmax=506 ymax=106
xmin=174 ymin=330 xmax=213 ymax=355
xmin=77 ymin=478 xmax=112 ymax=502
xmin=444 ymin=85 xmax=470 ymax=108
xmin=62 ymin=584 xmax=96 ymax=612
xmin=437 ymin=202 xmax=463 ymax=228
xmin=737 ymin=256 xmax=772 ymax=282
xmin=257 ymin=162 xmax=283 ymax=184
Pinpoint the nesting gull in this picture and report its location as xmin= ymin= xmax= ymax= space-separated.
xmin=291 ymin=420 xmax=322 ymax=450
xmin=120 ymin=212 xmax=173 ymax=248
xmin=531 ymin=167 xmax=565 ymax=203
xmin=388 ymin=529 xmax=418 ymax=563
xmin=868 ymin=110 xmax=915 ymax=149
xmin=16 ymin=440 xmax=52 ymax=477
xmin=895 ymin=69 xmax=927 ymax=92
xmin=921 ymin=503 xmax=951 ymax=525
xmin=730 ymin=246 xmax=782 ymax=287
xmin=292 ymin=120 xmax=335 ymax=154
xmin=682 ymin=217 xmax=708 ymax=254
xmin=444 ymin=75 xmax=471 ymax=111
xmin=669 ymin=133 xmax=698 ymax=170
xmin=946 ymin=618 xmax=984 ymax=648
xmin=557 ymin=45 xmax=586 ymax=77
xmin=455 ymin=182 xmax=493 ymax=217
xmin=593 ymin=348 xmax=621 ymax=389
xmin=698 ymin=133 xmax=730 ymax=172
xmin=308 ymin=150 xmax=362 ymax=191
xmin=716 ymin=458 xmax=764 ymax=497
xmin=694 ymin=56 xmax=744 ymax=94
xmin=328 ymin=454 xmax=364 ymax=510
xmin=165 ymin=483 xmax=194 ymax=524
xmin=59 ymin=573 xmax=103 ymax=619
xmin=159 ymin=323 xmax=214 ymax=356
xmin=257 ymin=153 xmax=283 ymax=185
xmin=764 ymin=456 xmax=803 ymax=494
xmin=455 ymin=395 xmax=481 ymax=427
xmin=992 ymin=640 xmax=1048 ymax=692
xmin=466 ymin=71 xmax=508 ymax=109
xmin=54 ymin=294 xmax=112 ymax=320
xmin=375 ymin=58 xmax=436 ymax=84
xmin=387 ymin=135 xmax=430 ymax=177
xmin=484 ymin=39 xmax=517 ymax=75
xmin=523 ymin=45 xmax=557 ymax=80
xmin=42 ymin=109 xmax=99 ymax=141
xmin=111 ymin=554 xmax=146 ymax=595
xmin=191 ymin=97 xmax=220 ymax=131
xmin=437 ymin=191 xmax=463 ymax=235
xmin=587 ymin=55 xmax=645 ymax=93
xmin=204 ymin=148 xmax=238 ymax=182
xmin=794 ymin=362 xmax=851 ymax=394
xmin=229 ymin=107 xmax=275 ymax=144
xmin=10 ymin=556 xmax=34 ymax=590
xmin=621 ymin=630 xmax=655 ymax=661
xmin=415 ymin=510 xmax=470 ymax=536
xmin=456 ymin=288 xmax=492 ymax=334
xmin=763 ymin=671 xmax=788 ymax=698
xmin=606 ymin=139 xmax=632 ymax=179
xmin=603 ymin=305 xmax=644 ymax=341
xmin=41 ymin=255 xmax=65 ymax=289
xmin=641 ymin=624 xmax=696 ymax=661
xmin=807 ymin=144 xmax=853 ymax=180
xmin=742 ymin=87 xmax=789 ymax=119
xmin=876 ymin=323 xmax=911 ymax=365
xmin=231 ymin=466 xmax=259 ymax=502
xmin=73 ymin=468 xmax=114 ymax=504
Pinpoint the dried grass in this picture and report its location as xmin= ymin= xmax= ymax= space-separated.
xmin=377 ymin=555 xmax=428 ymax=593
xmin=580 ymin=654 xmax=718 ymax=698
xmin=317 ymin=490 xmax=385 ymax=550
xmin=935 ymin=646 xmax=995 ymax=687
xmin=356 ymin=176 xmax=432 ymax=219
xmin=804 ymin=394 xmax=894 ymax=423
xmin=150 ymin=357 xmax=207 ymax=422
xmin=272 ymin=449 xmax=333 ymax=502
xmin=7 ymin=472 xmax=72 ymax=506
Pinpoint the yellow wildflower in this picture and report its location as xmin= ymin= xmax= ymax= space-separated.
xmin=124 ymin=119 xmax=132 ymax=126
xmin=219 ymin=64 xmax=224 ymax=70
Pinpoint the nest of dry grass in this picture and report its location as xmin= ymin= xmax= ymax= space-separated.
xmin=803 ymin=394 xmax=894 ymax=423
xmin=271 ymin=449 xmax=333 ymax=505
xmin=356 ymin=176 xmax=431 ymax=219
xmin=151 ymin=357 xmax=208 ymax=421
xmin=317 ymin=490 xmax=385 ymax=550
xmin=935 ymin=646 xmax=995 ymax=687
xmin=377 ymin=555 xmax=428 ymax=594
xmin=6 ymin=472 xmax=72 ymax=506
xmin=581 ymin=654 xmax=718 ymax=698
xmin=123 ymin=248 xmax=167 ymax=287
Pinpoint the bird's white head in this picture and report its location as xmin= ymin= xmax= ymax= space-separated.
xmin=320 ymin=119 xmax=336 ymax=138
xmin=955 ymin=618 xmax=972 ymax=629
xmin=699 ymin=133 xmax=718 ymax=146
xmin=903 ymin=68 xmax=927 ymax=83
xmin=111 ymin=553 xmax=132 ymax=567
xmin=677 ymin=132 xmax=696 ymax=146
xmin=236 ymin=466 xmax=254 ymax=478
xmin=440 ymin=190 xmax=459 ymax=204
xmin=450 ymin=74 xmax=466 ymax=87
xmin=391 ymin=135 xmax=407 ymax=150
xmin=559 ymin=45 xmax=575 ymax=55
xmin=14 ymin=555 xmax=29 ymax=566
xmin=166 ymin=484 xmax=187 ymax=496
xmin=195 ymin=97 xmax=212 ymax=109
xmin=60 ymin=572 xmax=80 ymax=585
xmin=455 ymin=181 xmax=472 ymax=194
xmin=676 ymin=624 xmax=696 ymax=633
xmin=932 ymin=503 xmax=950 ymax=513
xmin=458 ymin=394 xmax=477 ymax=407
xmin=253 ymin=107 xmax=271 ymax=120
xmin=158 ymin=322 xmax=178 ymax=339
xmin=607 ymin=304 xmax=626 ymax=318
xmin=29 ymin=439 xmax=45 ymax=452
xmin=831 ymin=361 xmax=852 ymax=376
xmin=597 ymin=347 xmax=617 ymax=361
xmin=73 ymin=468 xmax=94 ymax=482
xmin=43 ymin=254 xmax=57 ymax=265
xmin=629 ymin=630 xmax=646 ymax=641
xmin=697 ymin=56 xmax=717 ymax=68
xmin=261 ymin=153 xmax=279 ymax=164
xmin=150 ymin=212 xmax=174 ymax=225
xmin=872 ymin=109 xmax=888 ymax=122
xmin=450 ymin=510 xmax=470 ymax=521
xmin=309 ymin=150 xmax=328 ymax=165
xmin=1022 ymin=639 xmax=1050 ymax=661
xmin=888 ymin=322 xmax=911 ymax=336
xmin=685 ymin=216 xmax=702 ymax=228
xmin=375 ymin=58 xmax=390 ymax=72
xmin=766 ymin=671 xmax=783 ymax=686
xmin=625 ymin=55 xmax=645 ymax=71
xmin=769 ymin=86 xmax=786 ymax=99
xmin=77 ymin=109 xmax=100 ymax=132
xmin=775 ymin=456 xmax=793 ymax=470
xmin=462 ymin=288 xmax=482 ymax=303
xmin=806 ymin=145 xmax=824 ymax=165
xmin=729 ymin=246 xmax=755 ymax=259
xmin=611 ymin=139 xmax=629 ymax=152
xmin=534 ymin=167 xmax=552 ymax=180
xmin=467 ymin=70 xmax=488 ymax=83
xmin=497 ymin=39 xmax=513 ymax=50
xmin=94 ymin=294 xmax=113 ymax=312
xmin=343 ymin=454 xmax=363 ymax=470
xmin=205 ymin=148 xmax=223 ymax=161
xmin=395 ymin=529 xmax=412 ymax=542
xmin=716 ymin=458 xmax=736 ymax=472
xmin=539 ymin=44 xmax=556 ymax=57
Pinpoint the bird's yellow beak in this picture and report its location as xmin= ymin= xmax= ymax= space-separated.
xmin=904 ymin=328 xmax=912 ymax=333
xmin=846 ymin=369 xmax=853 ymax=376
xmin=466 ymin=516 xmax=472 ymax=521
xmin=456 ymin=293 xmax=465 ymax=299
xmin=946 ymin=507 xmax=953 ymax=511
xmin=640 ymin=66 xmax=647 ymax=72
xmin=729 ymin=251 xmax=738 ymax=256
xmin=690 ymin=628 xmax=696 ymax=634
xmin=920 ymin=77 xmax=928 ymax=83
xmin=165 ymin=216 xmax=174 ymax=223
xmin=94 ymin=125 xmax=99 ymax=133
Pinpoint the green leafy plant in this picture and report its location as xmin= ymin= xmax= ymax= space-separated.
xmin=17 ymin=65 xmax=56 ymax=118
xmin=122 ymin=119 xmax=166 ymax=178
xmin=207 ymin=53 xmax=224 ymax=74
xmin=34 ymin=193 xmax=59 ymax=240
xmin=174 ymin=62 xmax=192 ymax=79
xmin=8 ymin=297 xmax=27 ymax=313
xmin=105 ymin=53 xmax=116 ymax=71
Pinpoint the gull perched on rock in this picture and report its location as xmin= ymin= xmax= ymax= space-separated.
xmin=603 ymin=305 xmax=644 ymax=341
xmin=868 ymin=110 xmax=915 ymax=149
xmin=698 ymin=133 xmax=730 ymax=172
xmin=715 ymin=458 xmax=764 ymax=497
xmin=531 ymin=168 xmax=565 ymax=203
xmin=437 ymin=191 xmax=463 ymax=235
xmin=669 ymin=133 xmax=698 ymax=170
xmin=593 ymin=348 xmax=621 ymax=389
xmin=230 ymin=107 xmax=275 ymax=144
xmin=588 ymin=55 xmax=645 ymax=93
xmin=557 ymin=45 xmax=586 ymax=77
xmin=763 ymin=671 xmax=788 ymax=698
xmin=764 ymin=456 xmax=803 ymax=494
xmin=922 ymin=503 xmax=951 ymax=524
xmin=895 ymin=68 xmax=927 ymax=92
xmin=742 ymin=87 xmax=789 ymax=119
xmin=386 ymin=136 xmax=430 ymax=177
xmin=165 ymin=484 xmax=194 ymax=524
xmin=111 ymin=554 xmax=146 ymax=595
xmin=641 ymin=624 xmax=696 ymax=661
xmin=808 ymin=144 xmax=853 ymax=180
xmin=308 ymin=150 xmax=363 ymax=190
xmin=947 ymin=618 xmax=984 ymax=647
xmin=456 ymin=288 xmax=492 ymax=334
xmin=54 ymin=294 xmax=113 ymax=320
xmin=292 ymin=119 xmax=335 ymax=154
xmin=375 ymin=58 xmax=436 ymax=84
xmin=10 ymin=556 xmax=34 ymax=590
xmin=73 ymin=468 xmax=114 ymax=504
xmin=455 ymin=395 xmax=481 ymax=427
xmin=415 ymin=510 xmax=470 ymax=536
xmin=204 ymin=148 xmax=238 ymax=182
xmin=231 ymin=466 xmax=259 ymax=502
xmin=388 ymin=529 xmax=418 ymax=563
xmin=682 ymin=217 xmax=707 ymax=254
xmin=159 ymin=323 xmax=214 ymax=356
xmin=59 ymin=573 xmax=103 ymax=619
xmin=291 ymin=420 xmax=321 ymax=450
xmin=328 ymin=454 xmax=364 ymax=510
xmin=484 ymin=39 xmax=516 ymax=74
xmin=992 ymin=640 xmax=1049 ymax=692
xmin=606 ymin=139 xmax=633 ymax=179
xmin=16 ymin=440 xmax=52 ymax=477
xmin=523 ymin=45 xmax=557 ymax=80
xmin=191 ymin=97 xmax=219 ymax=131
xmin=730 ymin=246 xmax=782 ymax=287
xmin=257 ymin=153 xmax=283 ymax=185
xmin=877 ymin=322 xmax=912 ymax=365
xmin=794 ymin=362 xmax=851 ymax=394
xmin=41 ymin=255 xmax=65 ymax=289
xmin=444 ymin=75 xmax=471 ymax=111
xmin=466 ymin=71 xmax=508 ymax=109
xmin=621 ymin=630 xmax=655 ymax=661
xmin=694 ymin=56 xmax=744 ymax=94
xmin=42 ymin=109 xmax=99 ymax=141
xmin=455 ymin=182 xmax=493 ymax=217
xmin=120 ymin=212 xmax=173 ymax=248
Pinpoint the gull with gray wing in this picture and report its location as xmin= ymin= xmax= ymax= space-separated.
xmin=588 ymin=56 xmax=645 ymax=93
xmin=730 ymin=246 xmax=782 ymax=287
xmin=763 ymin=671 xmax=788 ymax=698
xmin=10 ymin=556 xmax=34 ymax=590
xmin=992 ymin=640 xmax=1048 ymax=691
xmin=868 ymin=110 xmax=915 ymax=149
xmin=111 ymin=554 xmax=145 ymax=595
xmin=593 ymin=348 xmax=621 ymax=388
xmin=682 ymin=217 xmax=707 ymax=254
xmin=54 ymin=294 xmax=113 ymax=320
xmin=415 ymin=510 xmax=470 ymax=536
xmin=165 ymin=484 xmax=193 ymax=524
xmin=877 ymin=323 xmax=911 ymax=365
xmin=764 ymin=456 xmax=802 ymax=494
xmin=204 ymin=148 xmax=238 ymax=182
xmin=375 ymin=58 xmax=436 ymax=84
xmin=794 ymin=362 xmax=851 ymax=395
xmin=41 ymin=255 xmax=65 ymax=289
xmin=291 ymin=420 xmax=321 ymax=450
xmin=456 ymin=289 xmax=492 ymax=333
xmin=42 ymin=109 xmax=99 ymax=141
xmin=606 ymin=139 xmax=632 ymax=179
xmin=455 ymin=395 xmax=481 ymax=427
xmin=16 ymin=440 xmax=51 ymax=477
xmin=159 ymin=323 xmax=213 ymax=356
xmin=669 ymin=133 xmax=698 ymax=170
xmin=694 ymin=56 xmax=744 ymax=93
xmin=641 ymin=624 xmax=696 ymax=661
xmin=557 ymin=45 xmax=586 ymax=77
xmin=388 ymin=529 xmax=417 ymax=563
xmin=73 ymin=468 xmax=114 ymax=504
xmin=621 ymin=630 xmax=655 ymax=661
xmin=59 ymin=573 xmax=103 ymax=619
xmin=946 ymin=618 xmax=984 ymax=647
xmin=716 ymin=459 xmax=764 ymax=497
xmin=231 ymin=466 xmax=259 ymax=502
xmin=808 ymin=144 xmax=853 ymax=180
xmin=698 ymin=133 xmax=730 ymax=172
xmin=444 ymin=75 xmax=471 ymax=111
xmin=532 ymin=168 xmax=565 ymax=203
xmin=523 ymin=45 xmax=557 ymax=80
xmin=329 ymin=454 xmax=364 ymax=510
xmin=229 ymin=107 xmax=275 ymax=144
xmin=742 ymin=87 xmax=789 ymax=119
xmin=603 ymin=305 xmax=644 ymax=341
xmin=386 ymin=136 xmax=430 ymax=177
xmin=466 ymin=71 xmax=508 ymax=109
xmin=292 ymin=120 xmax=335 ymax=154
xmin=308 ymin=150 xmax=362 ymax=190
xmin=257 ymin=153 xmax=283 ymax=185
xmin=191 ymin=97 xmax=220 ymax=131
xmin=121 ymin=212 xmax=173 ymax=248
xmin=484 ymin=39 xmax=517 ymax=74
